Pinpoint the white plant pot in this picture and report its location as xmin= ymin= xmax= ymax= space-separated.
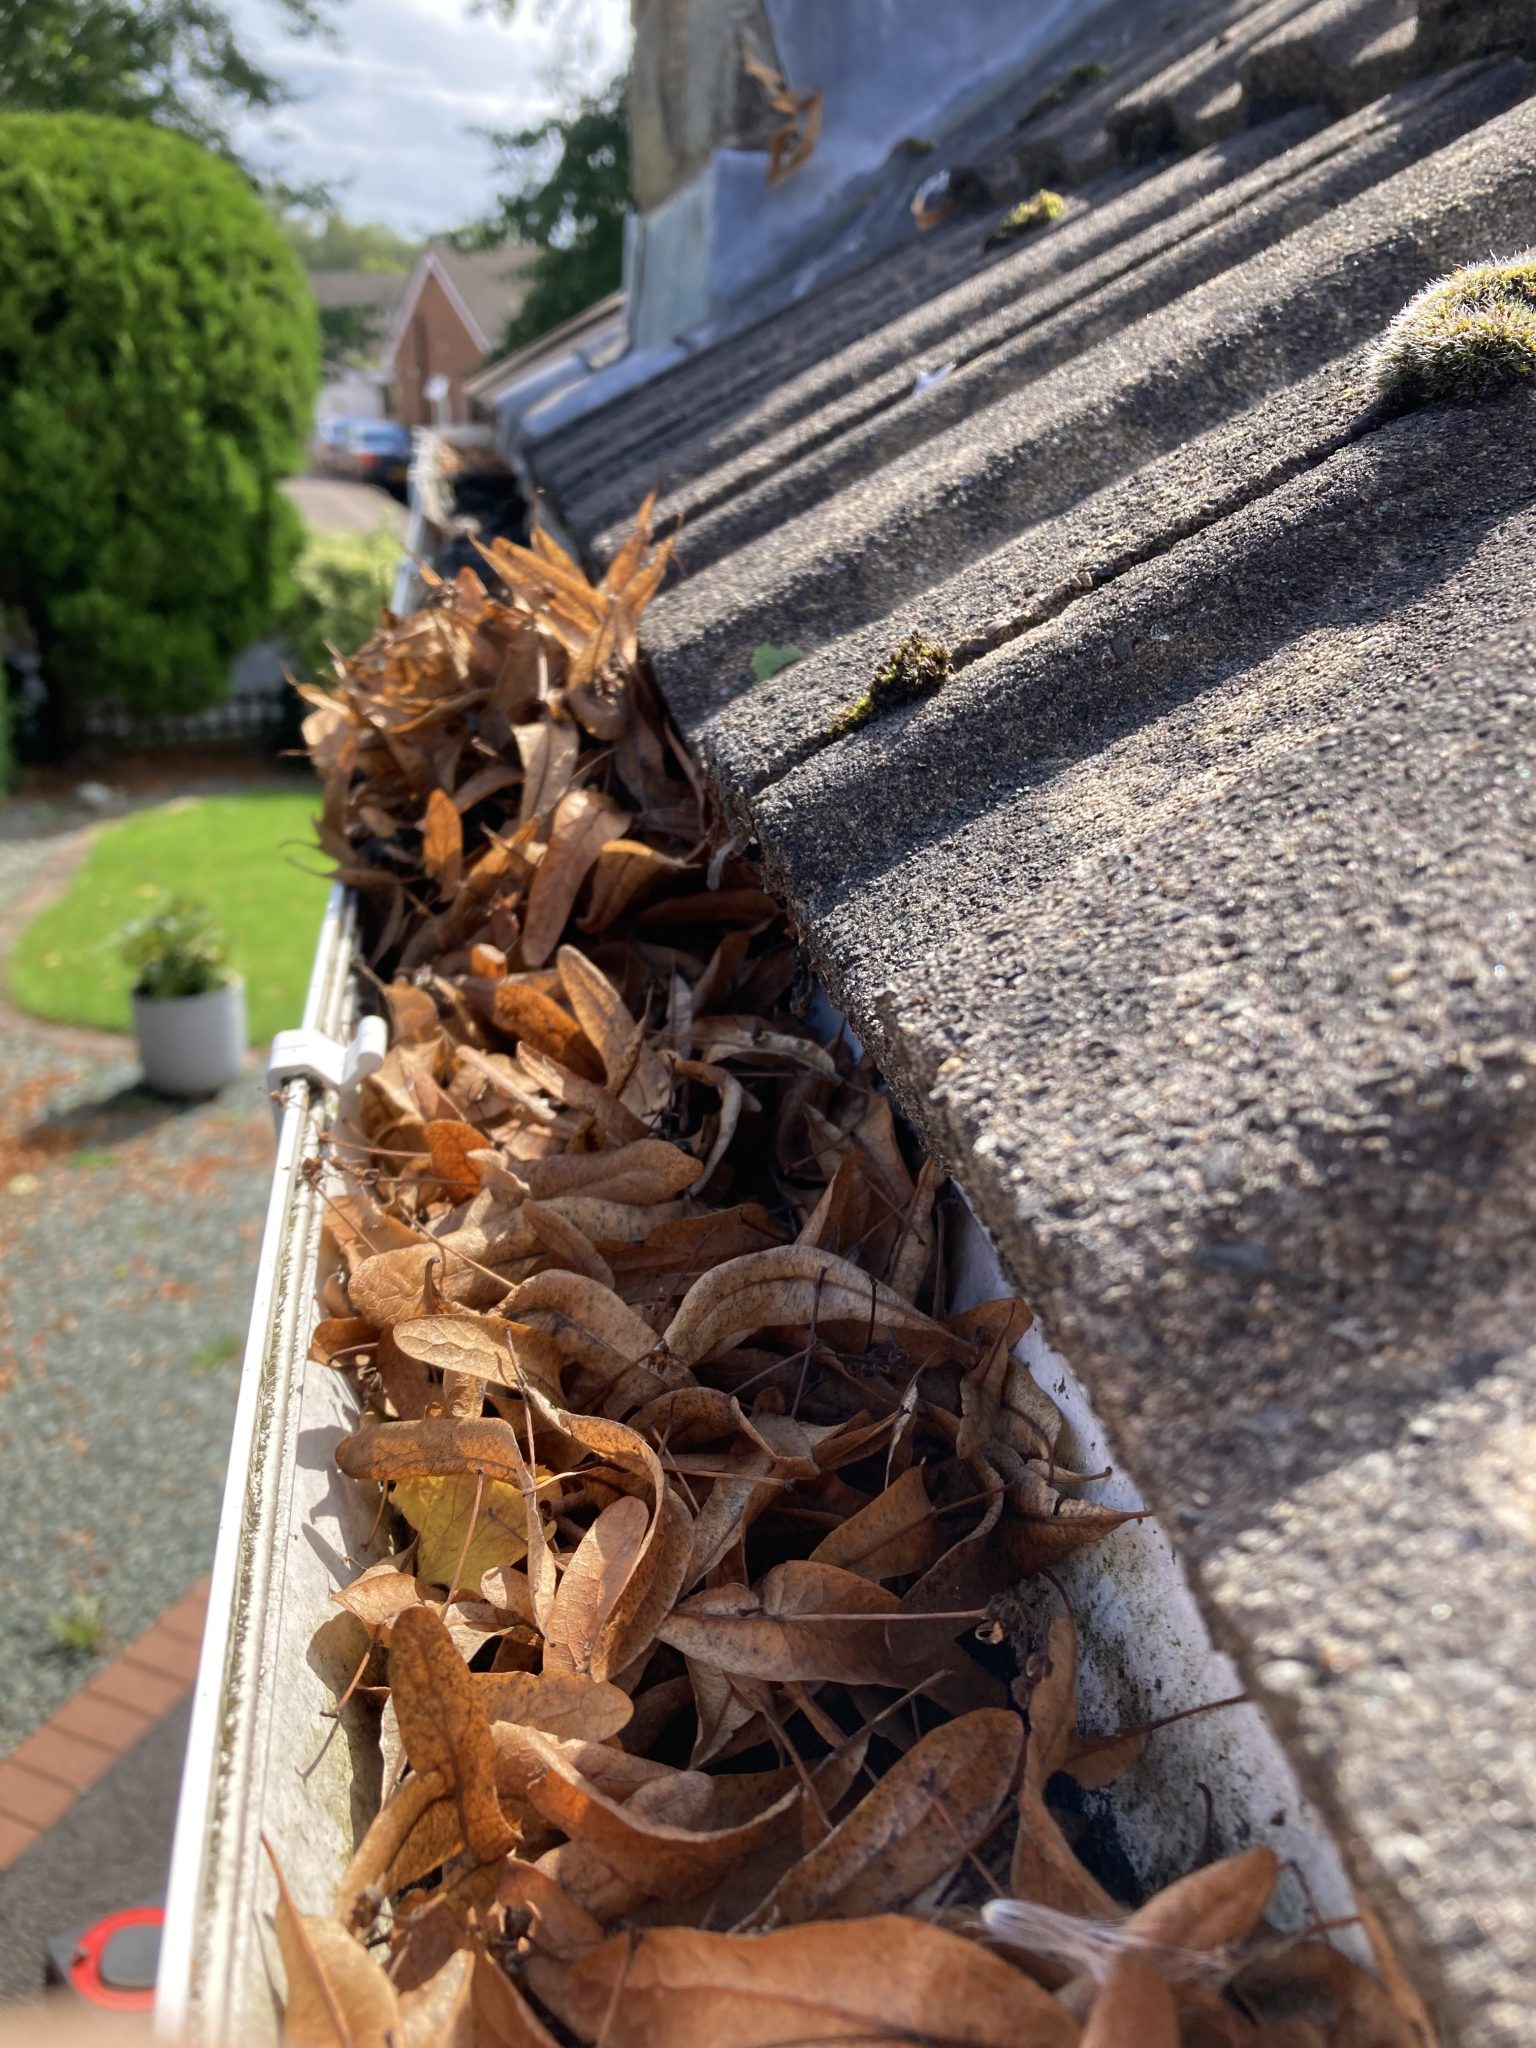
xmin=132 ymin=977 xmax=247 ymax=1097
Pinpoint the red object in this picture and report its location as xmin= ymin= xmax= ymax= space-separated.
xmin=65 ymin=1904 xmax=163 ymax=2011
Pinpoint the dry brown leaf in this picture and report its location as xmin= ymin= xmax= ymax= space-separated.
xmin=519 ymin=1198 xmax=616 ymax=1288
xmin=515 ymin=1042 xmax=650 ymax=1143
xmin=470 ymin=1949 xmax=564 ymax=2047
xmin=557 ymin=943 xmax=670 ymax=1118
xmin=1011 ymin=1781 xmax=1122 ymax=1919
xmin=1127 ymin=1846 xmax=1279 ymax=1951
xmin=389 ymin=1605 xmax=517 ymax=1863
xmin=502 ymin=1268 xmax=662 ymax=1401
xmin=662 ymin=1245 xmax=957 ymax=1370
xmin=637 ymin=886 xmax=780 ymax=931
xmin=509 ymin=1726 xmax=801 ymax=1916
xmin=514 ymin=714 xmax=580 ymax=828
xmin=1358 ymin=1901 xmax=1440 ymax=2048
xmin=271 ymin=1847 xmax=402 ymax=2046
xmin=524 ymin=1392 xmax=694 ymax=1680
xmin=742 ymin=40 xmax=824 ymax=188
xmin=470 ymin=940 xmax=508 ymax=979
xmin=384 ymin=982 xmax=441 ymax=1042
xmin=492 ymin=980 xmax=604 ymax=1079
xmin=391 ymin=1313 xmax=563 ymax=1399
xmin=526 ymin=1915 xmax=1079 ymax=2048
xmin=397 ymin=1948 xmax=475 ymax=2048
xmin=578 ymin=839 xmax=690 ymax=931
xmin=748 ymin=1708 xmax=1023 ymax=1927
xmin=543 ymin=1493 xmax=651 ymax=1676
xmin=1083 ymin=1949 xmax=1179 ymax=2048
xmin=515 ymin=1138 xmax=700 ymax=1205
xmin=497 ymin=1859 xmax=607 ymax=1955
xmin=658 ymin=1560 xmax=925 ymax=1687
xmin=338 ymin=1416 xmax=529 ymax=1486
xmin=349 ymin=1243 xmax=495 ymax=1326
xmin=425 ymin=1119 xmax=487 ymax=1204
xmin=1000 ymin=1455 xmax=1148 ymax=1576
xmin=309 ymin=1315 xmax=375 ymax=1366
xmin=1061 ymin=1726 xmax=1152 ymax=1792
xmin=332 ymin=1560 xmax=434 ymax=1631
xmin=1233 ymin=1937 xmax=1424 ymax=2047
xmin=693 ymin=1016 xmax=838 ymax=1074
xmin=602 ymin=1203 xmax=784 ymax=1290
xmin=422 ymin=788 xmax=463 ymax=898
xmin=809 ymin=1464 xmax=946 ymax=1582
xmin=1025 ymin=1613 xmax=1082 ymax=1793
xmin=474 ymin=1668 xmax=634 ymax=1742
xmin=334 ymin=1768 xmax=453 ymax=1926
xmin=522 ymin=789 xmax=633 ymax=968
xmin=326 ymin=1187 xmax=422 ymax=1271
xmin=682 ymin=1429 xmax=812 ymax=1591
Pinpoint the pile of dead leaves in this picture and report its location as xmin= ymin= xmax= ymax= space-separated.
xmin=289 ymin=507 xmax=1437 ymax=2046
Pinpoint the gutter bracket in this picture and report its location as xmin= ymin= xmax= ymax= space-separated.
xmin=267 ymin=1016 xmax=388 ymax=1128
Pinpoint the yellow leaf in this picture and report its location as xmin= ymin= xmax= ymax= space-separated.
xmin=394 ymin=1471 xmax=553 ymax=1591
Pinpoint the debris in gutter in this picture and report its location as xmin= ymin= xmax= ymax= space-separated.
xmin=910 ymin=163 xmax=997 ymax=230
xmin=986 ymin=186 xmax=1068 ymax=250
xmin=1019 ymin=59 xmax=1109 ymax=128
xmin=827 ymin=629 xmax=953 ymax=737
xmin=742 ymin=40 xmax=823 ymax=188
xmin=284 ymin=510 xmax=1438 ymax=2046
xmin=750 ymin=641 xmax=804 ymax=681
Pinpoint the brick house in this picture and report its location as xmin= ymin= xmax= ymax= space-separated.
xmin=381 ymin=243 xmax=536 ymax=427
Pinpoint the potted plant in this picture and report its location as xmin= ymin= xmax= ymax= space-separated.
xmin=120 ymin=894 xmax=246 ymax=1096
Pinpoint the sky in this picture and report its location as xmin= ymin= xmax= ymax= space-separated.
xmin=228 ymin=0 xmax=631 ymax=236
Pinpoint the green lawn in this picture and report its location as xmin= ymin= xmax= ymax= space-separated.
xmin=9 ymin=792 xmax=331 ymax=1044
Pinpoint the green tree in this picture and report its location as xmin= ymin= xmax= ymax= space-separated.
xmin=281 ymin=523 xmax=399 ymax=682
xmin=468 ymin=70 xmax=629 ymax=353
xmin=282 ymin=209 xmax=419 ymax=276
xmin=315 ymin=302 xmax=385 ymax=374
xmin=0 ymin=113 xmax=319 ymax=751
xmin=0 ymin=0 xmax=332 ymax=154
xmin=278 ymin=210 xmax=419 ymax=374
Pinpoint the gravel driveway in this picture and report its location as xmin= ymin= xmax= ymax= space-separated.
xmin=0 ymin=792 xmax=277 ymax=1754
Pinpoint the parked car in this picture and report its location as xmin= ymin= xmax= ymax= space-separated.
xmin=310 ymin=416 xmax=354 ymax=473
xmin=344 ymin=420 xmax=413 ymax=495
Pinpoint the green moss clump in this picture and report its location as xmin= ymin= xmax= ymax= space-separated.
xmin=986 ymin=188 xmax=1068 ymax=251
xmin=828 ymin=632 xmax=952 ymax=738
xmin=1371 ymin=254 xmax=1536 ymax=411
xmin=1022 ymin=59 xmax=1108 ymax=124
xmin=1002 ymin=188 xmax=1068 ymax=234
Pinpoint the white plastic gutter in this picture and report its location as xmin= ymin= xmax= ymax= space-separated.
xmin=156 ymin=887 xmax=385 ymax=2045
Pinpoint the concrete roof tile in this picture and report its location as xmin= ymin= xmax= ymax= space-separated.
xmin=522 ymin=9 xmax=1536 ymax=2033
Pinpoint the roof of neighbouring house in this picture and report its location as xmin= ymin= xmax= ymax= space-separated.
xmin=507 ymin=4 xmax=1536 ymax=2042
xmin=383 ymin=242 xmax=540 ymax=367
xmin=462 ymin=291 xmax=628 ymax=418
xmin=306 ymin=269 xmax=412 ymax=315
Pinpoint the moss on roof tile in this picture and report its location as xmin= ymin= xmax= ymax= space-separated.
xmin=1372 ymin=253 xmax=1536 ymax=412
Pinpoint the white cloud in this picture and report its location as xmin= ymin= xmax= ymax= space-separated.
xmin=228 ymin=0 xmax=630 ymax=233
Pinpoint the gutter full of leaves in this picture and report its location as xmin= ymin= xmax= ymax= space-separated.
xmin=273 ymin=505 xmax=1437 ymax=2047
